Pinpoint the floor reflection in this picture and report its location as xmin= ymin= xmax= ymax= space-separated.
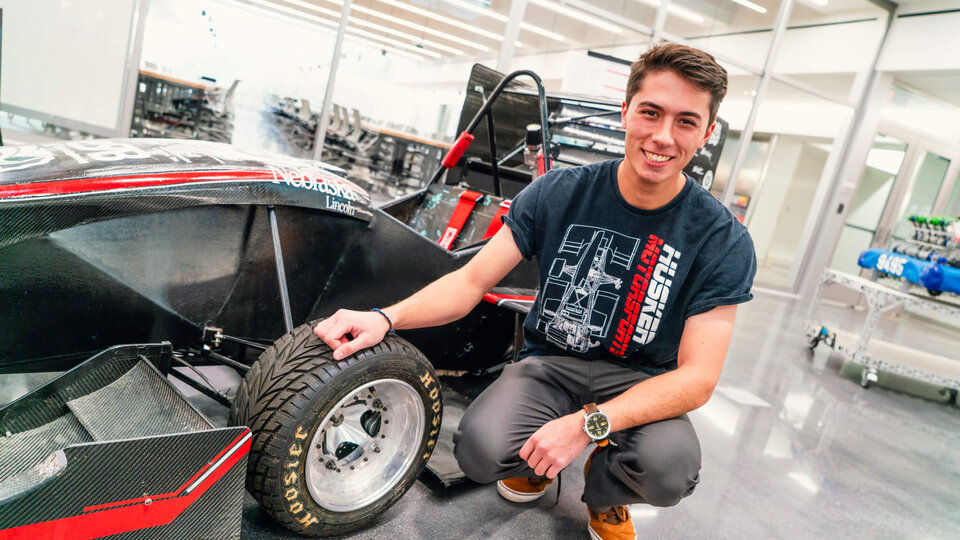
xmin=671 ymin=292 xmax=960 ymax=539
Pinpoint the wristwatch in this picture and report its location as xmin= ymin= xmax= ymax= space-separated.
xmin=582 ymin=403 xmax=610 ymax=447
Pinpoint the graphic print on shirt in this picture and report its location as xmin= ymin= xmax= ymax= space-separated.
xmin=609 ymin=233 xmax=681 ymax=356
xmin=537 ymin=225 xmax=638 ymax=353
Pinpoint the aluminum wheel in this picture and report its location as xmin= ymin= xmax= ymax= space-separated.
xmin=305 ymin=378 xmax=425 ymax=512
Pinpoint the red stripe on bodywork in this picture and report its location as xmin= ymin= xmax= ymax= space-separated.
xmin=0 ymin=170 xmax=276 ymax=200
xmin=82 ymin=431 xmax=249 ymax=512
xmin=483 ymin=293 xmax=536 ymax=304
xmin=0 ymin=435 xmax=250 ymax=540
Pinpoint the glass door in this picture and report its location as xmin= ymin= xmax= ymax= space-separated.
xmin=829 ymin=132 xmax=909 ymax=276
xmin=829 ymin=122 xmax=960 ymax=276
xmin=884 ymin=150 xmax=953 ymax=246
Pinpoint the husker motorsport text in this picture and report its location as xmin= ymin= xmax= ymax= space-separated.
xmin=610 ymin=233 xmax=680 ymax=355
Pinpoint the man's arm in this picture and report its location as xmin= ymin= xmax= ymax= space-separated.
xmin=314 ymin=225 xmax=524 ymax=360
xmin=519 ymin=304 xmax=738 ymax=478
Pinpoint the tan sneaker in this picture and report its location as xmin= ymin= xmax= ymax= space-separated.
xmin=496 ymin=477 xmax=553 ymax=503
xmin=588 ymin=506 xmax=636 ymax=540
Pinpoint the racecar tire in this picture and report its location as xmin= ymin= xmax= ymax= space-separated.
xmin=230 ymin=322 xmax=442 ymax=537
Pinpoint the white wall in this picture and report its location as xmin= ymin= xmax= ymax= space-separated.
xmin=749 ymin=136 xmax=803 ymax=264
xmin=878 ymin=11 xmax=960 ymax=72
xmin=0 ymin=0 xmax=138 ymax=133
xmin=767 ymin=143 xmax=828 ymax=264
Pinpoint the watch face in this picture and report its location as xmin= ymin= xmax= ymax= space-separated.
xmin=585 ymin=413 xmax=610 ymax=439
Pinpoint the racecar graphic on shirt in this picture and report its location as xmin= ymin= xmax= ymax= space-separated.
xmin=536 ymin=225 xmax=682 ymax=355
xmin=537 ymin=226 xmax=636 ymax=353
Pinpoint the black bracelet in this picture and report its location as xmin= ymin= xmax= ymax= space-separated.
xmin=370 ymin=308 xmax=395 ymax=333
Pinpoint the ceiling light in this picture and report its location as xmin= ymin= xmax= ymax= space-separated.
xmin=667 ymin=4 xmax=704 ymax=24
xmin=347 ymin=39 xmax=429 ymax=61
xmin=372 ymin=0 xmax=503 ymax=41
xmin=256 ymin=0 xmax=473 ymax=54
xmin=441 ymin=0 xmax=507 ymax=22
xmin=633 ymin=0 xmax=705 ymax=25
xmin=239 ymin=0 xmax=429 ymax=60
xmin=346 ymin=27 xmax=442 ymax=58
xmin=439 ymin=0 xmax=566 ymax=42
xmin=319 ymin=0 xmax=492 ymax=51
xmin=729 ymin=0 xmax=767 ymax=14
xmin=248 ymin=0 xmax=437 ymax=58
xmin=529 ymin=0 xmax=623 ymax=34
xmin=349 ymin=18 xmax=464 ymax=55
xmin=519 ymin=22 xmax=565 ymax=42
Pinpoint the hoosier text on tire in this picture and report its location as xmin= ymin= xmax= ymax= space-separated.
xmin=230 ymin=322 xmax=442 ymax=536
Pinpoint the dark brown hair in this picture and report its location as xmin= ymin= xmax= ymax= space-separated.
xmin=625 ymin=43 xmax=728 ymax=126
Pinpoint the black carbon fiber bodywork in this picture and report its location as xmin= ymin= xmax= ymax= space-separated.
xmin=0 ymin=139 xmax=537 ymax=373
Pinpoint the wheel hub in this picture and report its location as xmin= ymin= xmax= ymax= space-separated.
xmin=306 ymin=379 xmax=425 ymax=512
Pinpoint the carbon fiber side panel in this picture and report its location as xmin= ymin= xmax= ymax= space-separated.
xmin=0 ymin=345 xmax=169 ymax=433
xmin=108 ymin=462 xmax=244 ymax=540
xmin=67 ymin=361 xmax=209 ymax=441
xmin=0 ymin=414 xmax=90 ymax=483
xmin=0 ymin=427 xmax=247 ymax=532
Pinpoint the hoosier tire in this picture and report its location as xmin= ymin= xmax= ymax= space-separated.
xmin=230 ymin=322 xmax=442 ymax=537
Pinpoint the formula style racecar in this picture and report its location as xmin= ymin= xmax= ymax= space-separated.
xmin=0 ymin=66 xmax=551 ymax=538
xmin=0 ymin=64 xmax=724 ymax=538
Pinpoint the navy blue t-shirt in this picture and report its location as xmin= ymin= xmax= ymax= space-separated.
xmin=503 ymin=159 xmax=756 ymax=374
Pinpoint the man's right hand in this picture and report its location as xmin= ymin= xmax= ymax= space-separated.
xmin=314 ymin=309 xmax=392 ymax=361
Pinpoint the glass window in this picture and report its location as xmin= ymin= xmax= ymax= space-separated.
xmin=773 ymin=0 xmax=887 ymax=104
xmin=139 ymin=0 xmax=336 ymax=157
xmin=741 ymin=79 xmax=854 ymax=287
xmin=709 ymin=72 xmax=762 ymax=203
xmin=512 ymin=0 xmax=653 ymax=96
xmin=882 ymin=84 xmax=960 ymax=145
xmin=326 ymin=0 xmax=522 ymax=200
xmin=663 ymin=0 xmax=781 ymax=72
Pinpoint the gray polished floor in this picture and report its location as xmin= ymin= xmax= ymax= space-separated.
xmin=2 ymin=290 xmax=958 ymax=539
xmin=238 ymin=290 xmax=960 ymax=539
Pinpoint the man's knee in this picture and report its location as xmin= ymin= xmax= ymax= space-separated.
xmin=453 ymin=408 xmax=515 ymax=484
xmin=618 ymin=437 xmax=700 ymax=507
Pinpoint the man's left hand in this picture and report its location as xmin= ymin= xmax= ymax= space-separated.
xmin=519 ymin=413 xmax=591 ymax=479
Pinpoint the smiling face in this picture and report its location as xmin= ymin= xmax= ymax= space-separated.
xmin=619 ymin=69 xmax=716 ymax=203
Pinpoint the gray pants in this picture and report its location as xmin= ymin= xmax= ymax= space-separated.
xmin=453 ymin=355 xmax=701 ymax=509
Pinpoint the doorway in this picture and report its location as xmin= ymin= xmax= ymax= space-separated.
xmin=829 ymin=121 xmax=960 ymax=276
